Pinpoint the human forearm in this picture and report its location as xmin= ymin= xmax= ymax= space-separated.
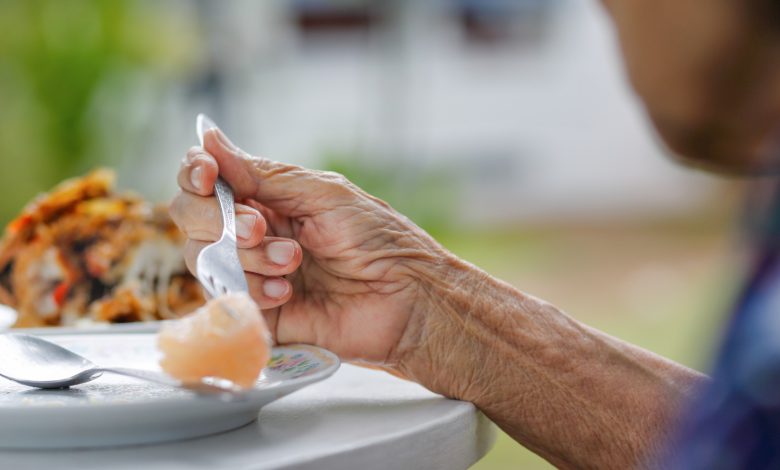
xmin=393 ymin=257 xmax=708 ymax=469
xmin=172 ymin=134 xmax=707 ymax=467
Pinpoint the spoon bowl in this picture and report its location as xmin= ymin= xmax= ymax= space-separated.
xmin=0 ymin=334 xmax=98 ymax=388
xmin=0 ymin=334 xmax=243 ymax=398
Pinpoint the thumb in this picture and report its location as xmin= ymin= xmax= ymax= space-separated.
xmin=203 ymin=128 xmax=357 ymax=217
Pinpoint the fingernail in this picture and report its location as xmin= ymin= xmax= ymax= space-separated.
xmin=236 ymin=213 xmax=256 ymax=240
xmin=263 ymin=278 xmax=289 ymax=299
xmin=190 ymin=165 xmax=203 ymax=191
xmin=267 ymin=241 xmax=296 ymax=265
xmin=215 ymin=128 xmax=239 ymax=153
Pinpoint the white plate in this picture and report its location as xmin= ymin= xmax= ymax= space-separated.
xmin=0 ymin=304 xmax=168 ymax=335
xmin=0 ymin=305 xmax=14 ymax=331
xmin=0 ymin=334 xmax=340 ymax=449
xmin=14 ymin=321 xmax=163 ymax=336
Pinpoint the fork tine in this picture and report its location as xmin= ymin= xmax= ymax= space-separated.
xmin=198 ymin=272 xmax=217 ymax=299
xmin=210 ymin=278 xmax=240 ymax=319
xmin=215 ymin=279 xmax=227 ymax=295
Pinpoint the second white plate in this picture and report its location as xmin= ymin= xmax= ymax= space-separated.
xmin=0 ymin=304 xmax=165 ymax=336
xmin=13 ymin=321 xmax=163 ymax=336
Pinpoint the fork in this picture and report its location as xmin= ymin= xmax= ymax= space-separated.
xmin=194 ymin=114 xmax=249 ymax=299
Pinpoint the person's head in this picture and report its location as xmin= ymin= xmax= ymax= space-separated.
xmin=602 ymin=0 xmax=780 ymax=174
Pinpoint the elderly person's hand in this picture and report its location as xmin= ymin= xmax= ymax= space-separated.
xmin=170 ymin=0 xmax=780 ymax=465
xmin=170 ymin=127 xmax=705 ymax=469
xmin=170 ymin=128 xmax=453 ymax=367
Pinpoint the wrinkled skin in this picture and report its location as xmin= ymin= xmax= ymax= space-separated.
xmin=171 ymin=128 xmax=706 ymax=469
xmin=170 ymin=1 xmax=780 ymax=467
xmin=170 ymin=130 xmax=451 ymax=365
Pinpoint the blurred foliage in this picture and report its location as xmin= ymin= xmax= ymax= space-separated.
xmin=0 ymin=0 xmax=198 ymax=225
xmin=322 ymin=151 xmax=459 ymax=237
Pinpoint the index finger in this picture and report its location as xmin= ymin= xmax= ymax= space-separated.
xmin=177 ymin=146 xmax=219 ymax=197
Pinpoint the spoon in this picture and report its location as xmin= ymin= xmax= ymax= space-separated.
xmin=0 ymin=334 xmax=245 ymax=400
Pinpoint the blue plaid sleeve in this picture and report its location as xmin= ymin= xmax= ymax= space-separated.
xmin=663 ymin=253 xmax=780 ymax=469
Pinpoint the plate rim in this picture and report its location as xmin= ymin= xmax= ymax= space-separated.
xmin=11 ymin=322 xmax=164 ymax=336
xmin=0 ymin=339 xmax=340 ymax=413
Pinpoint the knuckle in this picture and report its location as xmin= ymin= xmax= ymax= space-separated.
xmin=185 ymin=146 xmax=203 ymax=161
xmin=169 ymin=193 xmax=222 ymax=237
xmin=183 ymin=242 xmax=199 ymax=273
xmin=200 ymin=199 xmax=221 ymax=223
xmin=317 ymin=170 xmax=356 ymax=194
xmin=168 ymin=192 xmax=186 ymax=223
xmin=319 ymin=170 xmax=348 ymax=184
xmin=252 ymin=157 xmax=300 ymax=176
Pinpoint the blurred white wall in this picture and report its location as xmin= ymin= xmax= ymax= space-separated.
xmin=124 ymin=0 xmax=722 ymax=225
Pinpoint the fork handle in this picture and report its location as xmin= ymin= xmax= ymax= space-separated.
xmin=214 ymin=177 xmax=238 ymax=242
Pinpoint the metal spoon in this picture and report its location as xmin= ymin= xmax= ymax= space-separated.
xmin=0 ymin=334 xmax=245 ymax=400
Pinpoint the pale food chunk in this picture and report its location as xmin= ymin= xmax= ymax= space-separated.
xmin=158 ymin=292 xmax=271 ymax=389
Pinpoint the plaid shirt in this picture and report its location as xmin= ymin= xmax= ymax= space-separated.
xmin=665 ymin=188 xmax=780 ymax=468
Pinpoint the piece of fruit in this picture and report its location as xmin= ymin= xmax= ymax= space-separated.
xmin=157 ymin=292 xmax=271 ymax=389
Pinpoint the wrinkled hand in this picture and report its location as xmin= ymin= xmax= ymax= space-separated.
xmin=170 ymin=128 xmax=451 ymax=365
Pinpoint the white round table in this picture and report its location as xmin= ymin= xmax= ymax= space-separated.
xmin=0 ymin=349 xmax=495 ymax=469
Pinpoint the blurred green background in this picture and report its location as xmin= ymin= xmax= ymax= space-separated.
xmin=0 ymin=0 xmax=750 ymax=467
xmin=0 ymin=0 xmax=197 ymax=222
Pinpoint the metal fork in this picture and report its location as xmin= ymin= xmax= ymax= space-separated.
xmin=194 ymin=114 xmax=249 ymax=299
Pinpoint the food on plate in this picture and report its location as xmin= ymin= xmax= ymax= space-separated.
xmin=0 ymin=169 xmax=205 ymax=327
xmin=157 ymin=292 xmax=271 ymax=388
